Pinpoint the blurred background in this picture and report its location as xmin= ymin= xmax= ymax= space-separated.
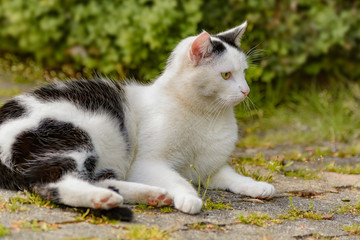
xmin=0 ymin=0 xmax=359 ymax=152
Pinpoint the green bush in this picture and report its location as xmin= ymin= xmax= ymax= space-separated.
xmin=0 ymin=0 xmax=202 ymax=80
xmin=0 ymin=0 xmax=359 ymax=98
xmin=201 ymin=0 xmax=360 ymax=104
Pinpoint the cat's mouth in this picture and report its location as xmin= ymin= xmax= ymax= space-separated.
xmin=227 ymin=95 xmax=247 ymax=106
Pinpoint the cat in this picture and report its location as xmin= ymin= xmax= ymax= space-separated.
xmin=0 ymin=21 xmax=275 ymax=218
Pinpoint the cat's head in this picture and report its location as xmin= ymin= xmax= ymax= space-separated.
xmin=166 ymin=22 xmax=249 ymax=109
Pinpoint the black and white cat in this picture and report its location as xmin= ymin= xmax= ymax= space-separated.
xmin=0 ymin=22 xmax=275 ymax=217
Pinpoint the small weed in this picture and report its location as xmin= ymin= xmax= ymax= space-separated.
xmin=283 ymin=169 xmax=320 ymax=180
xmin=202 ymin=198 xmax=233 ymax=210
xmin=11 ymin=220 xmax=59 ymax=232
xmin=0 ymin=224 xmax=10 ymax=237
xmin=134 ymin=204 xmax=174 ymax=214
xmin=159 ymin=206 xmax=173 ymax=213
xmin=336 ymin=201 xmax=360 ymax=215
xmin=0 ymin=197 xmax=29 ymax=212
xmin=236 ymin=165 xmax=274 ymax=183
xmin=279 ymin=197 xmax=333 ymax=220
xmin=342 ymin=224 xmax=360 ymax=235
xmin=124 ymin=225 xmax=169 ymax=240
xmin=190 ymin=164 xmax=211 ymax=199
xmin=135 ymin=204 xmax=154 ymax=212
xmin=187 ymin=222 xmax=226 ymax=232
xmin=0 ymin=191 xmax=58 ymax=213
xmin=324 ymin=162 xmax=360 ymax=175
xmin=342 ymin=142 xmax=360 ymax=157
xmin=76 ymin=209 xmax=120 ymax=225
xmin=236 ymin=212 xmax=283 ymax=227
xmin=11 ymin=191 xmax=58 ymax=209
xmin=306 ymin=233 xmax=334 ymax=240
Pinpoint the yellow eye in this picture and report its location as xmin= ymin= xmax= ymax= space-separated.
xmin=221 ymin=72 xmax=231 ymax=80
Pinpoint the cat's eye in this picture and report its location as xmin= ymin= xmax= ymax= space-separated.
xmin=221 ymin=72 xmax=232 ymax=80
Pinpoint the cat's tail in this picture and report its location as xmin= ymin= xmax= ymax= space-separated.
xmin=88 ymin=207 xmax=133 ymax=222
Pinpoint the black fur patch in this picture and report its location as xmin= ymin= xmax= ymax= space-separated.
xmin=108 ymin=186 xmax=120 ymax=194
xmin=80 ymin=156 xmax=98 ymax=180
xmin=215 ymin=34 xmax=238 ymax=49
xmin=211 ymin=40 xmax=226 ymax=54
xmin=0 ymin=160 xmax=26 ymax=190
xmin=11 ymin=118 xmax=93 ymax=168
xmin=35 ymin=185 xmax=61 ymax=203
xmin=0 ymin=99 xmax=26 ymax=125
xmin=94 ymin=169 xmax=118 ymax=181
xmin=32 ymin=79 xmax=127 ymax=133
xmin=90 ymin=207 xmax=133 ymax=221
xmin=84 ymin=156 xmax=97 ymax=173
xmin=23 ymin=156 xmax=77 ymax=184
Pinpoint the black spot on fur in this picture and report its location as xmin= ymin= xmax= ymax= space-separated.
xmin=24 ymin=156 xmax=77 ymax=184
xmin=35 ymin=185 xmax=61 ymax=203
xmin=94 ymin=169 xmax=118 ymax=181
xmin=33 ymin=79 xmax=127 ymax=134
xmin=108 ymin=186 xmax=120 ymax=194
xmin=0 ymin=160 xmax=26 ymax=190
xmin=0 ymin=99 xmax=26 ymax=125
xmin=211 ymin=40 xmax=226 ymax=54
xmin=215 ymin=34 xmax=238 ymax=49
xmin=84 ymin=156 xmax=97 ymax=172
xmin=9 ymin=119 xmax=92 ymax=186
xmin=11 ymin=118 xmax=93 ymax=168
xmin=90 ymin=207 xmax=133 ymax=221
xmin=79 ymin=155 xmax=98 ymax=180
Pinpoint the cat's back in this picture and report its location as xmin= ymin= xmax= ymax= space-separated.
xmin=0 ymin=78 xmax=130 ymax=177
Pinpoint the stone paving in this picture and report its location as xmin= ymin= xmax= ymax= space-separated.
xmin=1 ymin=146 xmax=360 ymax=240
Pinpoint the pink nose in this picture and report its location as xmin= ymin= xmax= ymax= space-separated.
xmin=241 ymin=90 xmax=250 ymax=96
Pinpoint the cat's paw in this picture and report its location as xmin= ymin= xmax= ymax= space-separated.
xmin=247 ymin=182 xmax=276 ymax=199
xmin=145 ymin=187 xmax=172 ymax=207
xmin=174 ymin=194 xmax=202 ymax=214
xmin=233 ymin=181 xmax=276 ymax=199
xmin=91 ymin=190 xmax=123 ymax=210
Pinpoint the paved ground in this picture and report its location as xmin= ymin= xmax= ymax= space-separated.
xmin=1 ymin=146 xmax=360 ymax=240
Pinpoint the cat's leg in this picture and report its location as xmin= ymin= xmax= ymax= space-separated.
xmin=128 ymin=161 xmax=202 ymax=214
xmin=95 ymin=179 xmax=172 ymax=206
xmin=35 ymin=175 xmax=124 ymax=209
xmin=208 ymin=164 xmax=275 ymax=198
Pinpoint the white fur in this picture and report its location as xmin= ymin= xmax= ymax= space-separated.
xmin=49 ymin=175 xmax=123 ymax=209
xmin=126 ymin=26 xmax=275 ymax=214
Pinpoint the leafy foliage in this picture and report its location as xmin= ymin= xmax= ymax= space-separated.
xmin=201 ymin=1 xmax=360 ymax=103
xmin=0 ymin=0 xmax=202 ymax=80
xmin=0 ymin=0 xmax=358 ymax=92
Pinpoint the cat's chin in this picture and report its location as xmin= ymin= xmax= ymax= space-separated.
xmin=229 ymin=96 xmax=247 ymax=106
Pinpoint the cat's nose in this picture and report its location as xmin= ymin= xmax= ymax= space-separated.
xmin=241 ymin=90 xmax=250 ymax=96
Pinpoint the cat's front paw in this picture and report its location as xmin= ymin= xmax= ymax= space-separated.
xmin=174 ymin=194 xmax=202 ymax=214
xmin=91 ymin=191 xmax=124 ymax=210
xmin=146 ymin=187 xmax=173 ymax=207
xmin=234 ymin=181 xmax=276 ymax=199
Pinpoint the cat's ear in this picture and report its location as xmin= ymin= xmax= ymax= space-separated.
xmin=216 ymin=21 xmax=247 ymax=47
xmin=189 ymin=31 xmax=213 ymax=65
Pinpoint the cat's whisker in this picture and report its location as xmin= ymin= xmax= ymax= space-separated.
xmin=246 ymin=97 xmax=258 ymax=112
xmin=246 ymin=43 xmax=261 ymax=56
xmin=206 ymin=98 xmax=228 ymax=130
xmin=242 ymin=98 xmax=252 ymax=117
xmin=207 ymin=100 xmax=227 ymax=130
